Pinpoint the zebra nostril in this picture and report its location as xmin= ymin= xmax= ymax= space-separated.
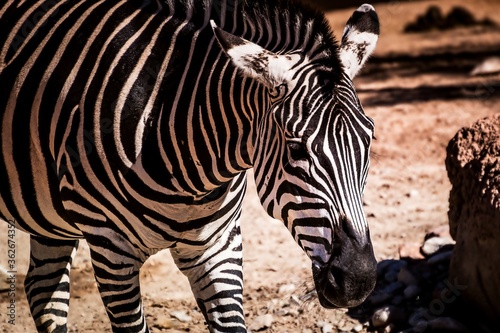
xmin=327 ymin=268 xmax=339 ymax=289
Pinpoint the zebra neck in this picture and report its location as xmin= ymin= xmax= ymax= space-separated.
xmin=153 ymin=60 xmax=269 ymax=196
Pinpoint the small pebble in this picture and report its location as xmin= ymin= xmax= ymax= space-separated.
xmin=414 ymin=319 xmax=430 ymax=332
xmin=170 ymin=310 xmax=192 ymax=323
xmin=369 ymin=292 xmax=391 ymax=305
xmin=384 ymin=270 xmax=398 ymax=283
xmin=390 ymin=295 xmax=405 ymax=305
xmin=381 ymin=281 xmax=405 ymax=294
xmin=339 ymin=322 xmax=355 ymax=332
xmin=372 ymin=307 xmax=391 ymax=328
xmin=316 ymin=320 xmax=328 ymax=328
xmin=372 ymin=306 xmax=407 ymax=328
xmin=377 ymin=260 xmax=407 ymax=276
xmin=427 ymin=250 xmax=453 ymax=265
xmin=428 ymin=317 xmax=468 ymax=332
xmin=398 ymin=267 xmax=419 ymax=286
xmin=353 ymin=323 xmax=363 ymax=332
xmin=404 ymin=284 xmax=422 ymax=300
xmin=153 ymin=317 xmax=177 ymax=329
xmin=409 ymin=308 xmax=433 ymax=328
xmin=249 ymin=314 xmax=274 ymax=331
xmin=421 ymin=237 xmax=454 ymax=257
xmin=290 ymin=294 xmax=301 ymax=306
xmin=322 ymin=323 xmax=334 ymax=333
xmin=278 ymin=283 xmax=296 ymax=294
xmin=384 ymin=324 xmax=396 ymax=333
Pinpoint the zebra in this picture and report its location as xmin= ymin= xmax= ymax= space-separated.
xmin=0 ymin=0 xmax=380 ymax=332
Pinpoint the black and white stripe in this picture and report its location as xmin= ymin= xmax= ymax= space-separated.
xmin=0 ymin=1 xmax=379 ymax=332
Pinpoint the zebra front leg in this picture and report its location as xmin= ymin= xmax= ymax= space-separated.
xmin=24 ymin=235 xmax=79 ymax=333
xmin=171 ymin=221 xmax=245 ymax=333
xmin=85 ymin=230 xmax=149 ymax=333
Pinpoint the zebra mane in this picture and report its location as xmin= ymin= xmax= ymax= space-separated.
xmin=163 ymin=0 xmax=343 ymax=75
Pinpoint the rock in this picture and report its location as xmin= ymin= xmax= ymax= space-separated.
xmin=443 ymin=7 xmax=476 ymax=28
xmin=404 ymin=5 xmax=496 ymax=33
xmin=445 ymin=115 xmax=500 ymax=326
xmin=372 ymin=308 xmax=390 ymax=328
xmin=404 ymin=285 xmax=422 ymax=300
xmin=152 ymin=317 xmax=178 ymax=330
xmin=368 ymin=292 xmax=392 ymax=306
xmin=249 ymin=314 xmax=274 ymax=331
xmin=278 ymin=283 xmax=296 ymax=294
xmin=339 ymin=321 xmax=355 ymax=332
xmin=377 ymin=260 xmax=407 ymax=276
xmin=471 ymin=57 xmax=500 ymax=76
xmin=384 ymin=270 xmax=398 ymax=283
xmin=398 ymin=242 xmax=425 ymax=260
xmin=390 ymin=295 xmax=404 ymax=306
xmin=414 ymin=320 xmax=430 ymax=333
xmin=353 ymin=323 xmax=363 ymax=332
xmin=427 ymin=317 xmax=469 ymax=332
xmin=316 ymin=320 xmax=334 ymax=333
xmin=290 ymin=294 xmax=302 ymax=306
xmin=420 ymin=237 xmax=454 ymax=257
xmin=170 ymin=310 xmax=192 ymax=323
xmin=431 ymin=280 xmax=444 ymax=299
xmin=404 ymin=6 xmax=444 ymax=32
xmin=408 ymin=308 xmax=433 ymax=330
xmin=322 ymin=323 xmax=333 ymax=333
xmin=397 ymin=267 xmax=419 ymax=286
xmin=371 ymin=306 xmax=407 ymax=328
xmin=381 ymin=281 xmax=405 ymax=295
xmin=426 ymin=249 xmax=453 ymax=265
xmin=383 ymin=324 xmax=396 ymax=333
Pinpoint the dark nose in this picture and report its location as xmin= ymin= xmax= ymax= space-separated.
xmin=313 ymin=217 xmax=376 ymax=308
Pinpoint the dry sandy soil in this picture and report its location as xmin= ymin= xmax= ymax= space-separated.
xmin=1 ymin=0 xmax=499 ymax=332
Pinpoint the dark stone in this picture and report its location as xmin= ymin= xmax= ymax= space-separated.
xmin=404 ymin=5 xmax=497 ymax=33
xmin=445 ymin=114 xmax=500 ymax=327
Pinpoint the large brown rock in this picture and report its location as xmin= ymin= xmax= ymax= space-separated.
xmin=445 ymin=114 xmax=500 ymax=326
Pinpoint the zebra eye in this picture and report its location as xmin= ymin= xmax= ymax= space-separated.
xmin=287 ymin=141 xmax=309 ymax=161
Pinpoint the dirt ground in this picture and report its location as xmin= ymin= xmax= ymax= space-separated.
xmin=1 ymin=0 xmax=499 ymax=332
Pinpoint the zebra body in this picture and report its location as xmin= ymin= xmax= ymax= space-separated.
xmin=0 ymin=0 xmax=380 ymax=332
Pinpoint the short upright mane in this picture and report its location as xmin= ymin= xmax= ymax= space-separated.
xmin=243 ymin=0 xmax=339 ymax=53
xmin=164 ymin=0 xmax=343 ymax=73
xmin=241 ymin=0 xmax=343 ymax=81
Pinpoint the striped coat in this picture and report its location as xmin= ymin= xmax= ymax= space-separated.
xmin=0 ymin=1 xmax=380 ymax=332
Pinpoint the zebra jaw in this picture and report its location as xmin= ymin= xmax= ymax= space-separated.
xmin=211 ymin=20 xmax=301 ymax=88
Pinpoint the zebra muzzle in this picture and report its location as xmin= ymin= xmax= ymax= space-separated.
xmin=312 ymin=257 xmax=376 ymax=308
xmin=312 ymin=220 xmax=377 ymax=308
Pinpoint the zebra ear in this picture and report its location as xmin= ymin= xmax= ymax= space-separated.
xmin=210 ymin=21 xmax=299 ymax=88
xmin=339 ymin=4 xmax=379 ymax=79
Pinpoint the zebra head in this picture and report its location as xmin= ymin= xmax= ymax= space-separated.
xmin=212 ymin=4 xmax=379 ymax=308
